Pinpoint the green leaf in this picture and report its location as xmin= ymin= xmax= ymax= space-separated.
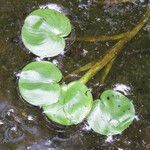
xmin=21 ymin=9 xmax=72 ymax=57
xmin=87 ymin=90 xmax=135 ymax=136
xmin=18 ymin=61 xmax=62 ymax=106
xmin=43 ymin=81 xmax=93 ymax=125
xmin=43 ymin=99 xmax=72 ymax=126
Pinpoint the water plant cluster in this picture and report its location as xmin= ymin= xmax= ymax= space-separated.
xmin=18 ymin=8 xmax=138 ymax=136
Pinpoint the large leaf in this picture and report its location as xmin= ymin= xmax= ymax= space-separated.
xmin=43 ymin=81 xmax=93 ymax=125
xmin=18 ymin=61 xmax=62 ymax=106
xmin=21 ymin=9 xmax=72 ymax=57
xmin=87 ymin=90 xmax=135 ymax=136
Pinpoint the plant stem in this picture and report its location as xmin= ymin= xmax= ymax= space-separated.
xmin=105 ymin=0 xmax=131 ymax=5
xmin=79 ymin=39 xmax=125 ymax=83
xmin=77 ymin=32 xmax=129 ymax=42
xmin=79 ymin=9 xmax=150 ymax=84
xmin=63 ymin=60 xmax=96 ymax=81
xmin=99 ymin=58 xmax=115 ymax=85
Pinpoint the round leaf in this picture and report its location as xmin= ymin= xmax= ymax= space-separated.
xmin=31 ymin=9 xmax=71 ymax=37
xmin=18 ymin=61 xmax=62 ymax=106
xmin=21 ymin=9 xmax=72 ymax=57
xmin=22 ymin=26 xmax=65 ymax=57
xmin=87 ymin=90 xmax=135 ymax=136
xmin=43 ymin=100 xmax=72 ymax=126
xmin=43 ymin=81 xmax=93 ymax=125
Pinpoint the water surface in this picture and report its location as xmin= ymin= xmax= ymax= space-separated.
xmin=0 ymin=0 xmax=150 ymax=149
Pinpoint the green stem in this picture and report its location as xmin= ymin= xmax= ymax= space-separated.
xmin=63 ymin=60 xmax=96 ymax=81
xmin=77 ymin=32 xmax=129 ymax=42
xmin=79 ymin=9 xmax=150 ymax=84
xmin=99 ymin=58 xmax=115 ymax=85
xmin=104 ymin=0 xmax=131 ymax=5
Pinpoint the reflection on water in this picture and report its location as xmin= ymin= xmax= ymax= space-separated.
xmin=39 ymin=3 xmax=69 ymax=15
xmin=113 ymin=83 xmax=131 ymax=95
xmin=0 ymin=0 xmax=150 ymax=149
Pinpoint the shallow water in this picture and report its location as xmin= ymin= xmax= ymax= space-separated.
xmin=0 ymin=0 xmax=150 ymax=149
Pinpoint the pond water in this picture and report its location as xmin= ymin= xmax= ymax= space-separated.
xmin=0 ymin=0 xmax=150 ymax=149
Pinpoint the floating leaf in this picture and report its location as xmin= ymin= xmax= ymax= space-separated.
xmin=18 ymin=61 xmax=62 ymax=106
xmin=21 ymin=9 xmax=72 ymax=57
xmin=43 ymin=81 xmax=93 ymax=125
xmin=87 ymin=90 xmax=135 ymax=136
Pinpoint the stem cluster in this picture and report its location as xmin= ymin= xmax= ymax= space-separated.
xmin=64 ymin=9 xmax=150 ymax=84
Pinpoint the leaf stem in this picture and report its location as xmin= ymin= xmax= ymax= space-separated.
xmin=76 ymin=32 xmax=129 ymax=42
xmin=99 ymin=58 xmax=115 ymax=85
xmin=63 ymin=60 xmax=96 ymax=81
xmin=79 ymin=9 xmax=150 ymax=84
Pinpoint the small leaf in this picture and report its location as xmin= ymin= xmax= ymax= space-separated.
xmin=18 ymin=61 xmax=62 ymax=106
xmin=21 ymin=9 xmax=72 ymax=57
xmin=87 ymin=90 xmax=135 ymax=136
xmin=43 ymin=81 xmax=93 ymax=125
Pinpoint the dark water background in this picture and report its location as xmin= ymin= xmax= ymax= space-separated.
xmin=0 ymin=0 xmax=150 ymax=149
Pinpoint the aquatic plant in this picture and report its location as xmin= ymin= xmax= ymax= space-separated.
xmin=18 ymin=8 xmax=150 ymax=135
xmin=21 ymin=9 xmax=71 ymax=57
